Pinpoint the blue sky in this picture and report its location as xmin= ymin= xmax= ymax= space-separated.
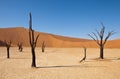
xmin=0 ymin=0 xmax=120 ymax=39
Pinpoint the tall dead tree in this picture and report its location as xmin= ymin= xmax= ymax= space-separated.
xmin=4 ymin=40 xmax=12 ymax=58
xmin=80 ymin=47 xmax=87 ymax=62
xmin=88 ymin=23 xmax=115 ymax=59
xmin=29 ymin=13 xmax=39 ymax=67
xmin=41 ymin=41 xmax=46 ymax=52
xmin=18 ymin=42 xmax=23 ymax=52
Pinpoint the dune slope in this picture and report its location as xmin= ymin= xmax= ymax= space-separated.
xmin=0 ymin=27 xmax=120 ymax=48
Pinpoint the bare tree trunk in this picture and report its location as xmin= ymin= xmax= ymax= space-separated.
xmin=84 ymin=48 xmax=86 ymax=59
xmin=18 ymin=42 xmax=23 ymax=52
xmin=41 ymin=41 xmax=45 ymax=53
xmin=100 ymin=46 xmax=104 ymax=59
xmin=42 ymin=48 xmax=44 ymax=52
xmin=5 ymin=40 xmax=11 ymax=59
xmin=88 ymin=24 xmax=115 ymax=59
xmin=80 ymin=47 xmax=87 ymax=62
xmin=7 ymin=47 xmax=10 ymax=58
xmin=29 ymin=13 xmax=39 ymax=68
xmin=31 ymin=48 xmax=36 ymax=67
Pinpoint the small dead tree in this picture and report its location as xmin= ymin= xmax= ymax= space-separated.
xmin=29 ymin=13 xmax=39 ymax=67
xmin=88 ymin=23 xmax=115 ymax=59
xmin=4 ymin=40 xmax=12 ymax=58
xmin=18 ymin=42 xmax=23 ymax=52
xmin=80 ymin=47 xmax=87 ymax=62
xmin=41 ymin=41 xmax=46 ymax=52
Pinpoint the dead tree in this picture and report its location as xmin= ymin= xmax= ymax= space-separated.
xmin=80 ymin=47 xmax=87 ymax=62
xmin=41 ymin=41 xmax=46 ymax=52
xmin=4 ymin=40 xmax=12 ymax=58
xmin=18 ymin=42 xmax=23 ymax=52
xmin=88 ymin=23 xmax=115 ymax=59
xmin=29 ymin=13 xmax=39 ymax=67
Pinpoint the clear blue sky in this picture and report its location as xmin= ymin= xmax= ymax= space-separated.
xmin=0 ymin=0 xmax=120 ymax=39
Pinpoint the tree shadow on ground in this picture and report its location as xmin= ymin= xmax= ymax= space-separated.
xmin=111 ymin=58 xmax=120 ymax=61
xmin=84 ymin=57 xmax=120 ymax=62
xmin=36 ymin=65 xmax=106 ymax=68
xmin=118 ymin=58 xmax=120 ymax=60
xmin=9 ymin=57 xmax=31 ymax=59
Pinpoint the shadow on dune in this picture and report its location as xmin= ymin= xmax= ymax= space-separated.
xmin=36 ymin=65 xmax=106 ymax=68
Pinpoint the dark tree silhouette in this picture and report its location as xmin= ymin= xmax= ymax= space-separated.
xmin=88 ymin=23 xmax=115 ymax=59
xmin=29 ymin=13 xmax=39 ymax=67
xmin=41 ymin=41 xmax=46 ymax=52
xmin=0 ymin=40 xmax=6 ymax=46
xmin=18 ymin=42 xmax=23 ymax=52
xmin=4 ymin=40 xmax=12 ymax=58
xmin=80 ymin=47 xmax=86 ymax=62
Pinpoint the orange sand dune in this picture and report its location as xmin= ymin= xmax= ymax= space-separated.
xmin=0 ymin=27 xmax=120 ymax=48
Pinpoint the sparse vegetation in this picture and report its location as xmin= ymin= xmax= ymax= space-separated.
xmin=4 ymin=40 xmax=12 ymax=58
xmin=88 ymin=23 xmax=115 ymax=59
xmin=29 ymin=13 xmax=39 ymax=67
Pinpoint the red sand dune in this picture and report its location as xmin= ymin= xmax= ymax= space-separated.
xmin=0 ymin=27 xmax=120 ymax=48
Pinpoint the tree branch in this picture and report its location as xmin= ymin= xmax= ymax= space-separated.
xmin=88 ymin=34 xmax=100 ymax=45
xmin=103 ymin=31 xmax=115 ymax=45
xmin=34 ymin=34 xmax=39 ymax=47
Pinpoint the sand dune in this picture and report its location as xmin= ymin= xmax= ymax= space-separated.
xmin=0 ymin=27 xmax=120 ymax=48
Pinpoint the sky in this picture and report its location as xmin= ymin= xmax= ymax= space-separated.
xmin=0 ymin=0 xmax=120 ymax=39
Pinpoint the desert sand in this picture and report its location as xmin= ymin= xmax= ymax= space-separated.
xmin=0 ymin=47 xmax=120 ymax=79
